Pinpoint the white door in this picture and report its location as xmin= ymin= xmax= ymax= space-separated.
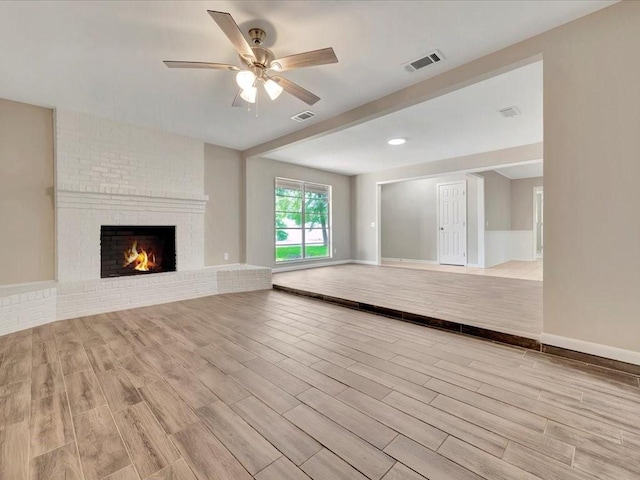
xmin=438 ymin=181 xmax=467 ymax=266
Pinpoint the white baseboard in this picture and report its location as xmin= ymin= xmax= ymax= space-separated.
xmin=540 ymin=333 xmax=640 ymax=366
xmin=351 ymin=259 xmax=379 ymax=266
xmin=272 ymin=259 xmax=352 ymax=273
xmin=381 ymin=257 xmax=438 ymax=265
xmin=466 ymin=263 xmax=481 ymax=268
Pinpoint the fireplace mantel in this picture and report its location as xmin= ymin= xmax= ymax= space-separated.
xmin=57 ymin=183 xmax=209 ymax=202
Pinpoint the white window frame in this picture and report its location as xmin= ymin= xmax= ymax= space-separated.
xmin=275 ymin=177 xmax=332 ymax=263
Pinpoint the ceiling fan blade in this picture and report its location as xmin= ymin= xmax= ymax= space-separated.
xmin=271 ymin=47 xmax=338 ymax=72
xmin=207 ymin=10 xmax=255 ymax=62
xmin=272 ymin=76 xmax=320 ymax=106
xmin=164 ymin=61 xmax=239 ymax=71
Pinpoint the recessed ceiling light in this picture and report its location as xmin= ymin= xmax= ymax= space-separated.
xmin=387 ymin=138 xmax=406 ymax=146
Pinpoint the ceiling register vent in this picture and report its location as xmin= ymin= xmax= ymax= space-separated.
xmin=291 ymin=110 xmax=316 ymax=122
xmin=498 ymin=106 xmax=521 ymax=118
xmin=404 ymin=49 xmax=444 ymax=73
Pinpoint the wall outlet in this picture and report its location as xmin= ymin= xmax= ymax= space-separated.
xmin=370 ymin=222 xmax=376 ymax=228
xmin=334 ymin=248 xmax=337 ymax=254
xmin=486 ymin=221 xmax=489 ymax=227
xmin=224 ymin=252 xmax=229 ymax=260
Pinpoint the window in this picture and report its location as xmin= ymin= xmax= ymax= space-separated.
xmin=275 ymin=178 xmax=331 ymax=263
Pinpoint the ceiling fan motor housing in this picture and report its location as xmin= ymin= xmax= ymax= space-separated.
xmin=241 ymin=45 xmax=275 ymax=74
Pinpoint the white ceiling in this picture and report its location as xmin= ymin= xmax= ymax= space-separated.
xmin=268 ymin=61 xmax=543 ymax=175
xmin=494 ymin=162 xmax=544 ymax=180
xmin=0 ymin=1 xmax=614 ymax=152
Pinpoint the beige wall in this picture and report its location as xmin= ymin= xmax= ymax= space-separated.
xmin=0 ymin=98 xmax=54 ymax=285
xmin=480 ymin=171 xmax=511 ymax=231
xmin=381 ymin=174 xmax=480 ymax=264
xmin=511 ymin=176 xmax=543 ymax=231
xmin=246 ymin=157 xmax=351 ymax=268
xmin=381 ymin=180 xmax=433 ymax=261
xmin=541 ymin=3 xmax=640 ymax=351
xmin=204 ymin=144 xmax=245 ymax=265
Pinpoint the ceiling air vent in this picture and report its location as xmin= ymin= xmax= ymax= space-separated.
xmin=291 ymin=110 xmax=316 ymax=122
xmin=403 ymin=50 xmax=444 ymax=73
xmin=498 ymin=106 xmax=521 ymax=118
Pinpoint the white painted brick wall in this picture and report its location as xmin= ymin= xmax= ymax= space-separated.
xmin=57 ymin=265 xmax=271 ymax=320
xmin=55 ymin=109 xmax=207 ymax=281
xmin=56 ymin=110 xmax=203 ymax=196
xmin=217 ymin=266 xmax=273 ymax=294
xmin=0 ymin=283 xmax=57 ymax=336
xmin=0 ymin=266 xmax=271 ymax=335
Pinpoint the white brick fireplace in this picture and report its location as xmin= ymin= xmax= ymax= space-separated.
xmin=0 ymin=110 xmax=270 ymax=335
xmin=55 ymin=109 xmax=207 ymax=280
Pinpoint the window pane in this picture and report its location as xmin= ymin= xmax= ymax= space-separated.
xmin=304 ymin=214 xmax=328 ymax=229
xmin=305 ymin=183 xmax=329 ymax=196
xmin=305 ymin=244 xmax=329 ymax=258
xmin=276 ymin=244 xmax=302 ymax=262
xmin=276 ymin=212 xmax=302 ymax=227
xmin=276 ymin=195 xmax=302 ymax=214
xmin=304 ymin=198 xmax=328 ymax=214
xmin=305 ymin=227 xmax=329 ymax=246
xmin=276 ymin=228 xmax=302 ymax=245
xmin=276 ymin=191 xmax=301 ymax=199
xmin=276 ymin=179 xmax=302 ymax=198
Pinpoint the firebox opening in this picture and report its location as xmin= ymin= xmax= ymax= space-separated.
xmin=100 ymin=226 xmax=176 ymax=278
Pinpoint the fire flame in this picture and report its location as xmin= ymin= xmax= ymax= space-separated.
xmin=123 ymin=240 xmax=157 ymax=271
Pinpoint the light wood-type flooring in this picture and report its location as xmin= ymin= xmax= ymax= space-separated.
xmin=274 ymin=264 xmax=542 ymax=338
xmin=1 ymin=289 xmax=638 ymax=480
xmin=382 ymin=260 xmax=544 ymax=282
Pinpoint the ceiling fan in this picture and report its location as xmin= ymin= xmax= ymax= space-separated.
xmin=164 ymin=10 xmax=338 ymax=106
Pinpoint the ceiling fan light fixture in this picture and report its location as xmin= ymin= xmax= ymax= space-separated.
xmin=263 ymin=79 xmax=283 ymax=100
xmin=387 ymin=138 xmax=407 ymax=146
xmin=165 ymin=11 xmax=338 ymax=108
xmin=240 ymin=86 xmax=257 ymax=103
xmin=236 ymin=70 xmax=256 ymax=90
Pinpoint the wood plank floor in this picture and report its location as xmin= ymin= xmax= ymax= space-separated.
xmin=382 ymin=260 xmax=544 ymax=282
xmin=274 ymin=264 xmax=542 ymax=338
xmin=1 ymin=289 xmax=638 ymax=480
